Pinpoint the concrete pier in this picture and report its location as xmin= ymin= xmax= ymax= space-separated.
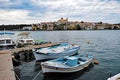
xmin=0 ymin=53 xmax=16 ymax=80
xmin=0 ymin=43 xmax=57 ymax=80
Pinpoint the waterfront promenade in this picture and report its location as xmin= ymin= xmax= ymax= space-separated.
xmin=0 ymin=53 xmax=16 ymax=80
xmin=0 ymin=43 xmax=57 ymax=80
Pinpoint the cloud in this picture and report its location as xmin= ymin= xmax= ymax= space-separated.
xmin=0 ymin=0 xmax=120 ymax=24
xmin=30 ymin=0 xmax=120 ymax=12
xmin=0 ymin=9 xmax=40 ymax=24
xmin=0 ymin=0 xmax=10 ymax=3
xmin=30 ymin=0 xmax=120 ymax=23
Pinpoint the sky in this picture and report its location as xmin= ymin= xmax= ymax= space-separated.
xmin=0 ymin=0 xmax=120 ymax=25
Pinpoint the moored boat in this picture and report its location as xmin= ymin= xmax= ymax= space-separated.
xmin=41 ymin=54 xmax=94 ymax=75
xmin=0 ymin=32 xmax=15 ymax=47
xmin=33 ymin=43 xmax=80 ymax=61
xmin=107 ymin=73 xmax=120 ymax=80
xmin=17 ymin=32 xmax=34 ymax=46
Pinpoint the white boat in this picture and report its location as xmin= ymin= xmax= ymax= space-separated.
xmin=17 ymin=32 xmax=34 ymax=46
xmin=107 ymin=73 xmax=120 ymax=80
xmin=41 ymin=54 xmax=94 ymax=75
xmin=0 ymin=32 xmax=15 ymax=47
xmin=33 ymin=43 xmax=80 ymax=61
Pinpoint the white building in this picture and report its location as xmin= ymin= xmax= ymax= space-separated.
xmin=23 ymin=26 xmax=32 ymax=30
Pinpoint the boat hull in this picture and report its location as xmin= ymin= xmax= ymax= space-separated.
xmin=41 ymin=58 xmax=93 ymax=74
xmin=33 ymin=46 xmax=80 ymax=61
xmin=107 ymin=73 xmax=120 ymax=80
xmin=0 ymin=44 xmax=15 ymax=48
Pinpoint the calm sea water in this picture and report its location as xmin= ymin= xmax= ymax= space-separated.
xmin=1 ymin=30 xmax=120 ymax=80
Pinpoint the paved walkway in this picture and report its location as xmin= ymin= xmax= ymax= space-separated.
xmin=0 ymin=53 xmax=16 ymax=80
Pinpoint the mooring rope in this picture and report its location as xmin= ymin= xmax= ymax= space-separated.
xmin=14 ymin=71 xmax=21 ymax=80
xmin=32 ymin=70 xmax=42 ymax=80
xmin=11 ymin=68 xmax=20 ymax=80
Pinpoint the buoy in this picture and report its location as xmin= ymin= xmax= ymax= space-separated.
xmin=94 ymin=60 xmax=99 ymax=65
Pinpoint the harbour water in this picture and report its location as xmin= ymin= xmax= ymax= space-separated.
xmin=1 ymin=30 xmax=120 ymax=80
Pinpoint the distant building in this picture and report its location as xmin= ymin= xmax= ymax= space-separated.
xmin=40 ymin=22 xmax=54 ymax=30
xmin=104 ymin=23 xmax=112 ymax=29
xmin=58 ymin=18 xmax=68 ymax=24
xmin=84 ymin=22 xmax=95 ymax=30
xmin=112 ymin=24 xmax=120 ymax=29
xmin=46 ymin=22 xmax=54 ymax=30
xmin=22 ymin=26 xmax=32 ymax=30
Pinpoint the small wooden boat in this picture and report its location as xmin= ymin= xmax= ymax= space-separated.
xmin=107 ymin=73 xmax=120 ymax=80
xmin=33 ymin=43 xmax=80 ymax=61
xmin=41 ymin=54 xmax=94 ymax=75
xmin=0 ymin=32 xmax=15 ymax=47
xmin=17 ymin=32 xmax=34 ymax=46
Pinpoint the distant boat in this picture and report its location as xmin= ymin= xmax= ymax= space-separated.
xmin=17 ymin=32 xmax=34 ymax=46
xmin=33 ymin=43 xmax=80 ymax=61
xmin=0 ymin=32 xmax=15 ymax=47
xmin=41 ymin=54 xmax=94 ymax=75
xmin=107 ymin=73 xmax=120 ymax=80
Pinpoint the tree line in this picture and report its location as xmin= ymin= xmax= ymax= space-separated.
xmin=0 ymin=24 xmax=31 ymax=30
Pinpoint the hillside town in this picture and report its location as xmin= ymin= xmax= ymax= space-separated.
xmin=0 ymin=18 xmax=120 ymax=31
xmin=29 ymin=18 xmax=120 ymax=30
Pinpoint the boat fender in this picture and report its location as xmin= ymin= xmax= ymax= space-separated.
xmin=94 ymin=60 xmax=99 ymax=65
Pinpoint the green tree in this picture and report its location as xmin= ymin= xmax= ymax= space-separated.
xmin=43 ymin=24 xmax=47 ymax=30
xmin=76 ymin=24 xmax=81 ymax=30
xmin=53 ymin=23 xmax=58 ymax=30
xmin=81 ymin=21 xmax=84 ymax=23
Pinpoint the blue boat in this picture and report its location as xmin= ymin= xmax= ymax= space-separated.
xmin=41 ymin=54 xmax=94 ymax=74
xmin=33 ymin=43 xmax=80 ymax=61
